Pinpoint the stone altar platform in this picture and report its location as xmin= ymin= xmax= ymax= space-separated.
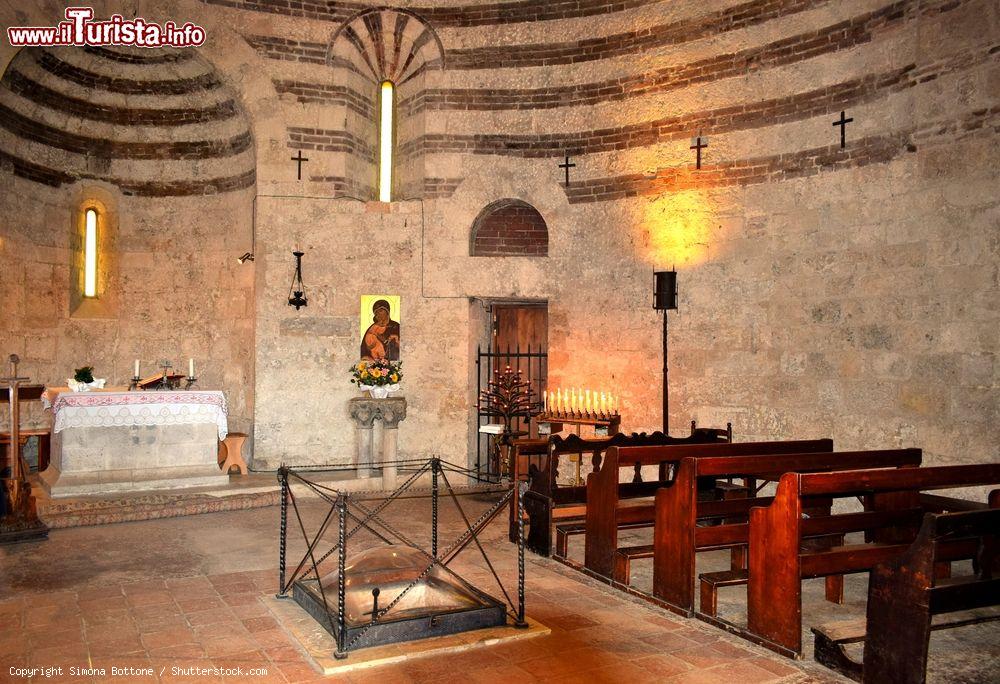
xmin=39 ymin=390 xmax=230 ymax=498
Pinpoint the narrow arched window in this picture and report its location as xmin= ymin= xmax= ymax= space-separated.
xmin=83 ymin=207 xmax=98 ymax=297
xmin=378 ymin=80 xmax=394 ymax=202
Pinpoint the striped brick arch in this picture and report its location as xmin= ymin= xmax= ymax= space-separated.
xmin=326 ymin=7 xmax=445 ymax=83
xmin=470 ymin=200 xmax=549 ymax=257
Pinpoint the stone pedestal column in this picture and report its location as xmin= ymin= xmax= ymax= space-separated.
xmin=347 ymin=397 xmax=407 ymax=488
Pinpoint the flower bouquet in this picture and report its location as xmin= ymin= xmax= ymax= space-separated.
xmin=67 ymin=365 xmax=106 ymax=392
xmin=350 ymin=359 xmax=402 ymax=398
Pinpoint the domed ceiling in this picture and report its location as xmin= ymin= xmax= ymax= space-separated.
xmin=0 ymin=45 xmax=255 ymax=196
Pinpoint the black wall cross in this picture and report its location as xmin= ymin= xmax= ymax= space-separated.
xmin=690 ymin=133 xmax=708 ymax=169
xmin=833 ymin=110 xmax=853 ymax=149
xmin=559 ymin=154 xmax=576 ymax=187
xmin=291 ymin=150 xmax=309 ymax=180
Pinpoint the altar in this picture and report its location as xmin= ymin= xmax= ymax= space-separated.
xmin=39 ymin=390 xmax=230 ymax=498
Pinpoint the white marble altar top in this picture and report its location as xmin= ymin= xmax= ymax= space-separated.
xmin=45 ymin=390 xmax=229 ymax=440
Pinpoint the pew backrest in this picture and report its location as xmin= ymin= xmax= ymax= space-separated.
xmin=864 ymin=508 xmax=1000 ymax=684
xmin=583 ymin=439 xmax=833 ymax=577
xmin=748 ymin=462 xmax=1000 ymax=654
xmin=652 ymin=448 xmax=922 ymax=610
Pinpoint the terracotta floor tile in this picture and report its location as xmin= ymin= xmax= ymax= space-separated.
xmin=705 ymin=661 xmax=787 ymax=684
xmin=216 ymin=582 xmax=256 ymax=596
xmin=148 ymin=642 xmax=208 ymax=659
xmin=250 ymin=629 xmax=294 ymax=649
xmin=79 ymin=596 xmax=130 ymax=613
xmin=139 ymin=626 xmax=198 ymax=649
xmin=126 ymin=590 xmax=176 ymax=607
xmin=202 ymin=634 xmax=261 ymax=658
xmin=83 ymin=608 xmax=133 ymax=627
xmin=87 ymin=636 xmax=145 ymax=657
xmin=177 ymin=597 xmax=225 ymax=613
xmin=241 ymin=616 xmax=278 ymax=633
xmin=673 ymin=646 xmax=745 ymax=670
xmin=121 ymin=580 xmax=168 ymax=594
xmin=186 ymin=608 xmax=239 ymax=626
xmin=221 ymin=593 xmax=261 ymax=608
xmin=230 ymin=601 xmax=270 ymax=619
xmin=262 ymin=646 xmax=304 ymax=664
xmin=749 ymin=655 xmax=801 ymax=678
xmin=635 ymin=653 xmax=695 ymax=677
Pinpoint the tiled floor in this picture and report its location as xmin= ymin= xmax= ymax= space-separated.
xmin=2 ymin=493 xmax=844 ymax=683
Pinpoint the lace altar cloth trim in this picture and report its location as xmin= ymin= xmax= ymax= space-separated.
xmin=48 ymin=391 xmax=228 ymax=440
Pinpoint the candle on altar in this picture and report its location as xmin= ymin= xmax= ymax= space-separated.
xmin=133 ymin=359 xmax=140 ymax=378
xmin=189 ymin=358 xmax=195 ymax=378
xmin=600 ymin=392 xmax=607 ymax=415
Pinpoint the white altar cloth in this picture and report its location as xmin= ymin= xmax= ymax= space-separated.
xmin=39 ymin=390 xmax=231 ymax=497
xmin=45 ymin=391 xmax=228 ymax=440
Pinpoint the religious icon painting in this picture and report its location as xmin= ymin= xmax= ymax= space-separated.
xmin=359 ymin=295 xmax=401 ymax=361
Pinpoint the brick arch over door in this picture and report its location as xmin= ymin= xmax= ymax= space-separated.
xmin=470 ymin=199 xmax=549 ymax=257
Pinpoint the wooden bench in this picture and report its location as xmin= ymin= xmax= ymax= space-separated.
xmin=548 ymin=424 xmax=736 ymax=557
xmin=508 ymin=438 xmax=548 ymax=542
xmin=583 ymin=439 xmax=834 ymax=579
xmin=813 ymin=505 xmax=1000 ymax=683
xmin=746 ymin=463 xmax=1000 ymax=656
xmin=522 ymin=430 xmax=726 ymax=556
xmin=651 ymin=448 xmax=922 ymax=615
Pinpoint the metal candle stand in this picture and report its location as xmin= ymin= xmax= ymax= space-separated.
xmin=275 ymin=457 xmax=528 ymax=659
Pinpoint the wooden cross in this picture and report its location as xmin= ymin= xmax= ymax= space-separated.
xmin=690 ymin=133 xmax=708 ymax=169
xmin=291 ymin=150 xmax=309 ymax=180
xmin=558 ymin=154 xmax=576 ymax=187
xmin=833 ymin=110 xmax=853 ymax=149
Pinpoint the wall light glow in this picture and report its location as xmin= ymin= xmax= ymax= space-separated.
xmin=379 ymin=80 xmax=394 ymax=202
xmin=638 ymin=188 xmax=721 ymax=267
xmin=84 ymin=208 xmax=98 ymax=297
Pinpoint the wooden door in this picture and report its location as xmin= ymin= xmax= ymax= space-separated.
xmin=492 ymin=305 xmax=547 ymax=354
xmin=491 ymin=304 xmax=547 ymax=442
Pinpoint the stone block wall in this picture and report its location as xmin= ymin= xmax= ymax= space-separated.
xmin=1 ymin=0 xmax=996 ymax=473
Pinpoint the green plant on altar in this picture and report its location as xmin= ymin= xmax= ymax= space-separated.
xmin=349 ymin=358 xmax=402 ymax=387
xmin=73 ymin=366 xmax=95 ymax=383
xmin=478 ymin=366 xmax=538 ymax=435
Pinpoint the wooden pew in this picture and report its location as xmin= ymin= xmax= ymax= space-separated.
xmin=812 ymin=506 xmax=1000 ymax=683
xmin=508 ymin=438 xmax=548 ymax=543
xmin=651 ymin=448 xmax=922 ymax=615
xmin=747 ymin=463 xmax=1000 ymax=656
xmin=522 ymin=430 xmax=725 ymax=556
xmin=583 ymin=439 xmax=834 ymax=579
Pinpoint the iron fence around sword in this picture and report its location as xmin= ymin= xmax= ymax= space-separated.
xmin=274 ymin=457 xmax=528 ymax=657
xmin=475 ymin=344 xmax=547 ymax=481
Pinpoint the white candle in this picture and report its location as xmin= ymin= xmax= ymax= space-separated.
xmin=134 ymin=359 xmax=140 ymax=378
xmin=189 ymin=358 xmax=195 ymax=378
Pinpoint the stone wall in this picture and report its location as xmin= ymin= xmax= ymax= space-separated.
xmin=0 ymin=35 xmax=258 ymax=433
xmin=1 ymin=0 xmax=996 ymax=473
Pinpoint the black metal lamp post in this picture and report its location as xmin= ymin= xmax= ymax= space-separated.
xmin=653 ymin=270 xmax=678 ymax=434
xmin=287 ymin=250 xmax=307 ymax=310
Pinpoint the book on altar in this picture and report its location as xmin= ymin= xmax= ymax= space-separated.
xmin=137 ymin=372 xmax=186 ymax=389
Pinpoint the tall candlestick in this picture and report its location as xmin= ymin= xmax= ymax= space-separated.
xmin=189 ymin=358 xmax=195 ymax=378
xmin=134 ymin=359 xmax=140 ymax=378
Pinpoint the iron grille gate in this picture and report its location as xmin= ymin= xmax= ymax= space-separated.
xmin=475 ymin=344 xmax=547 ymax=480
